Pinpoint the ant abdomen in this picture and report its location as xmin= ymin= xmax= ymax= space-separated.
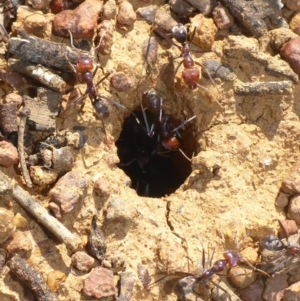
xmin=93 ymin=98 xmax=110 ymax=120
xmin=162 ymin=137 xmax=180 ymax=151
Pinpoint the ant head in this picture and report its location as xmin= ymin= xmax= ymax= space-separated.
xmin=171 ymin=24 xmax=188 ymax=44
xmin=76 ymin=57 xmax=94 ymax=73
xmin=142 ymin=88 xmax=162 ymax=115
xmin=93 ymin=97 xmax=110 ymax=120
xmin=162 ymin=137 xmax=180 ymax=151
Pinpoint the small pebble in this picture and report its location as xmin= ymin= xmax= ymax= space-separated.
xmin=52 ymin=0 xmax=103 ymax=38
xmin=12 ymin=7 xmax=47 ymax=37
xmin=29 ymin=166 xmax=58 ymax=187
xmin=0 ymin=249 xmax=7 ymax=272
xmin=275 ymin=192 xmax=289 ymax=208
xmin=282 ymin=281 xmax=300 ymax=301
xmin=46 ymin=270 xmax=66 ymax=292
xmin=49 ymin=171 xmax=88 ymax=219
xmin=102 ymin=0 xmax=117 ymax=19
xmin=153 ymin=9 xmax=177 ymax=32
xmin=189 ymin=14 xmax=217 ymax=48
xmin=82 ymin=267 xmax=116 ymax=299
xmin=212 ymin=4 xmax=234 ymax=30
xmin=229 ymin=265 xmax=256 ymax=288
xmin=240 ymin=247 xmax=258 ymax=264
xmin=50 ymin=0 xmax=68 ymax=14
xmin=119 ymin=271 xmax=135 ymax=301
xmin=203 ymin=59 xmax=236 ymax=81
xmin=278 ymin=219 xmax=298 ymax=238
xmin=0 ymin=140 xmax=19 ymax=167
xmin=105 ymin=198 xmax=134 ymax=227
xmin=240 ymin=279 xmax=264 ymax=301
xmin=289 ymin=13 xmax=300 ymax=35
xmin=0 ymin=102 xmax=18 ymax=134
xmin=13 ymin=213 xmax=29 ymax=229
xmin=288 ymin=195 xmax=300 ymax=224
xmin=71 ymin=251 xmax=95 ymax=272
xmin=51 ymin=146 xmax=74 ymax=175
xmin=268 ymin=28 xmax=298 ymax=51
xmin=185 ymin=0 xmax=216 ymax=15
xmin=27 ymin=0 xmax=51 ymax=10
xmin=94 ymin=177 xmax=120 ymax=197
xmin=95 ymin=20 xmax=114 ymax=55
xmin=4 ymin=230 xmax=33 ymax=254
xmin=280 ymin=36 xmax=300 ymax=74
xmin=0 ymin=208 xmax=15 ymax=244
xmin=169 ymin=0 xmax=195 ymax=18
xmin=5 ymin=93 xmax=23 ymax=106
xmin=117 ymin=1 xmax=136 ymax=26
xmin=281 ymin=159 xmax=300 ymax=194
xmin=136 ymin=5 xmax=158 ymax=24
xmin=110 ymin=72 xmax=136 ymax=92
xmin=143 ymin=37 xmax=158 ymax=67
xmin=282 ymin=0 xmax=300 ymax=11
xmin=263 ymin=274 xmax=288 ymax=301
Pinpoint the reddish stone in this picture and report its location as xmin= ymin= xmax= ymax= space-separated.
xmin=278 ymin=220 xmax=298 ymax=239
xmin=71 ymin=251 xmax=95 ymax=272
xmin=0 ymin=140 xmax=19 ymax=167
xmin=281 ymin=37 xmax=300 ymax=74
xmin=83 ymin=267 xmax=116 ymax=298
xmin=52 ymin=0 xmax=102 ymax=38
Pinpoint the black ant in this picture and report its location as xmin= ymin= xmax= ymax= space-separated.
xmin=140 ymin=89 xmax=195 ymax=159
xmin=259 ymin=220 xmax=300 ymax=275
xmin=145 ymin=248 xmax=270 ymax=300
xmin=65 ymin=30 xmax=125 ymax=133
xmin=116 ymin=89 xmax=195 ymax=197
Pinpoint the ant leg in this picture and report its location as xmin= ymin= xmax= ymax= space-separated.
xmin=93 ymin=29 xmax=108 ymax=52
xmin=0 ymin=24 xmax=9 ymax=42
xmin=152 ymin=24 xmax=180 ymax=49
xmin=240 ymin=257 xmax=270 ymax=278
xmin=209 ymin=279 xmax=232 ymax=301
xmin=195 ymin=82 xmax=224 ymax=110
xmin=172 ymin=116 xmax=196 ymax=133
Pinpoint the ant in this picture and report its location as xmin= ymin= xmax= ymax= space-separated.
xmin=155 ymin=23 xmax=223 ymax=110
xmin=65 ymin=30 xmax=125 ymax=133
xmin=140 ymin=88 xmax=195 ymax=160
xmin=259 ymin=220 xmax=300 ymax=275
xmin=145 ymin=248 xmax=270 ymax=300
xmin=116 ymin=89 xmax=195 ymax=197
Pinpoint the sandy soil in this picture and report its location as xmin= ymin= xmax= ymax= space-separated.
xmin=0 ymin=0 xmax=298 ymax=300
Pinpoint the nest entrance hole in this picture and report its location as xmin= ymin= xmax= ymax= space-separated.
xmin=115 ymin=106 xmax=198 ymax=198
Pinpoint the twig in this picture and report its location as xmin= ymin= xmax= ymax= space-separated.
xmin=18 ymin=107 xmax=32 ymax=188
xmin=8 ymin=58 xmax=66 ymax=93
xmin=234 ymin=81 xmax=292 ymax=96
xmin=7 ymin=253 xmax=59 ymax=301
xmin=11 ymin=182 xmax=82 ymax=251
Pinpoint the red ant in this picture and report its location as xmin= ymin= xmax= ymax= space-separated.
xmin=155 ymin=23 xmax=223 ymax=110
xmin=65 ymin=30 xmax=125 ymax=132
xmin=259 ymin=220 xmax=300 ymax=275
xmin=145 ymin=248 xmax=269 ymax=300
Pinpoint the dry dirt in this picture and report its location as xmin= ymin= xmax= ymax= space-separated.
xmin=0 ymin=0 xmax=298 ymax=300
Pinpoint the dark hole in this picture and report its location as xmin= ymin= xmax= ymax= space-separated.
xmin=116 ymin=107 xmax=197 ymax=198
